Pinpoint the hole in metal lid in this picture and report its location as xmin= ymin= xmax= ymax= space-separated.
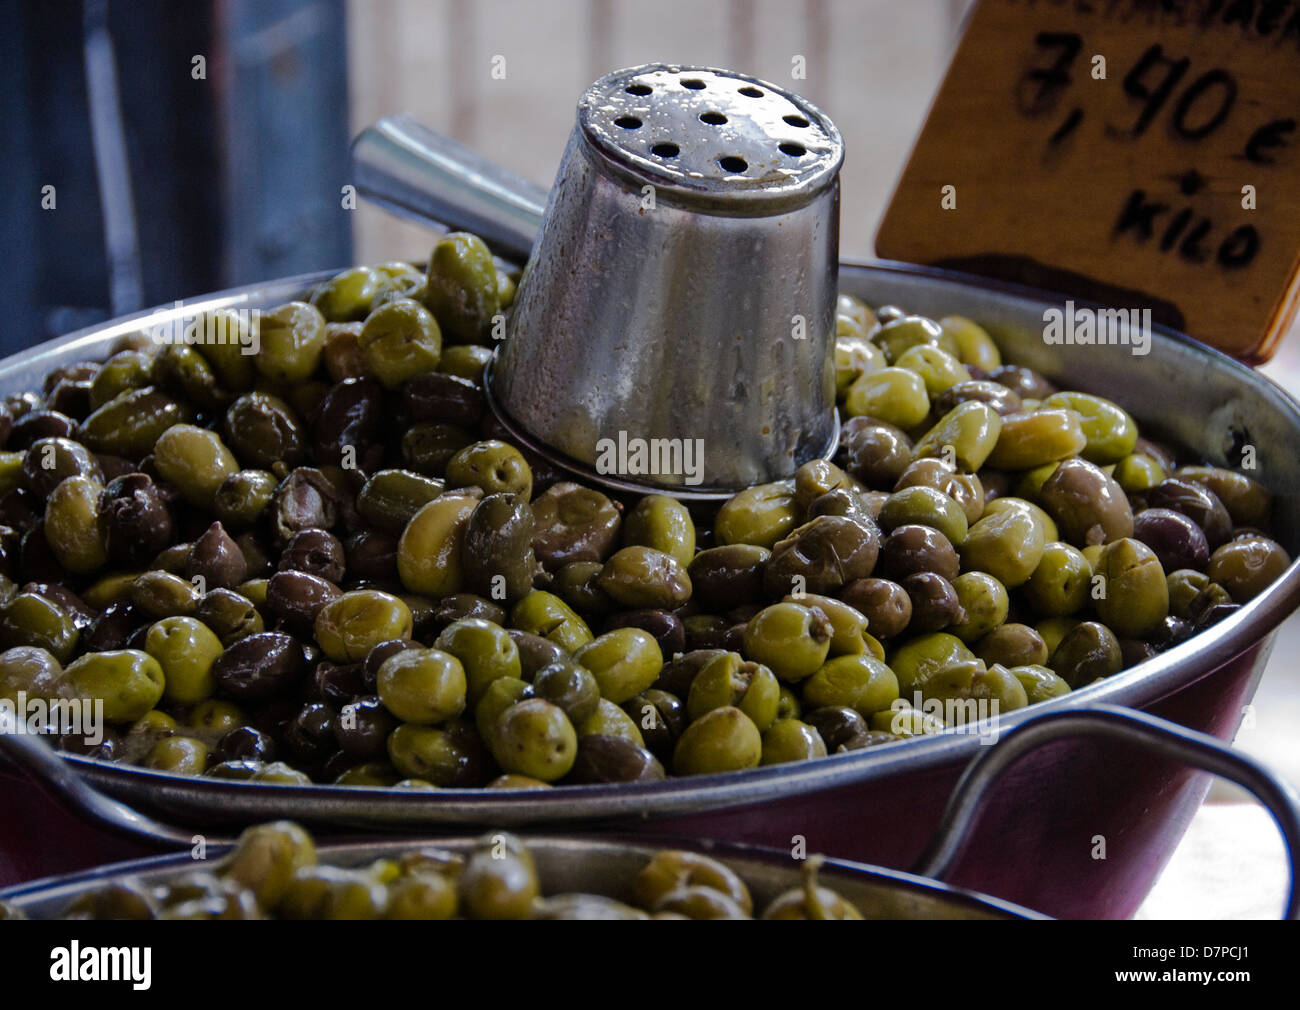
xmin=779 ymin=142 xmax=806 ymax=157
xmin=738 ymin=86 xmax=763 ymax=97
xmin=699 ymin=111 xmax=727 ymax=125
xmin=783 ymin=114 xmax=810 ymax=128
xmin=719 ymin=156 xmax=748 ymax=173
xmin=614 ymin=115 xmax=642 ymax=129
xmin=624 ymin=83 xmax=651 ymax=96
xmin=651 ymin=142 xmax=680 ymax=157
xmin=682 ymin=78 xmax=706 ymax=89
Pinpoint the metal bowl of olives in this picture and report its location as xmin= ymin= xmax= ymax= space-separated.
xmin=0 ymin=254 xmax=1297 ymax=922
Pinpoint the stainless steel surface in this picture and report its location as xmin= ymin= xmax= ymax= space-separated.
xmin=350 ymin=115 xmax=547 ymax=263
xmin=913 ymin=705 xmax=1300 ymax=919
xmin=492 ymin=65 xmax=842 ymax=494
xmin=0 ymin=835 xmax=1040 ymax=920
xmin=1 ymin=260 xmax=1298 ymax=832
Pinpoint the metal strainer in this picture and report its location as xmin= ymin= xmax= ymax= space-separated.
xmin=492 ymin=65 xmax=843 ymax=497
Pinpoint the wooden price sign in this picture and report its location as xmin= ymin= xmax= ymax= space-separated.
xmin=876 ymin=0 xmax=1300 ymax=362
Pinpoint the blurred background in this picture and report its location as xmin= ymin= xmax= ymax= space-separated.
xmin=3 ymin=0 xmax=1296 ymax=916
xmin=1 ymin=0 xmax=974 ymax=354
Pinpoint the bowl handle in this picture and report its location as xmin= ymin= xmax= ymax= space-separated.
xmin=0 ymin=724 xmax=232 ymax=848
xmin=911 ymin=703 xmax=1300 ymax=919
xmin=350 ymin=115 xmax=547 ymax=262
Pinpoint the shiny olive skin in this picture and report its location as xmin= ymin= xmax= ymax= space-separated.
xmin=623 ymin=494 xmax=696 ymax=570
xmin=509 ymin=591 xmax=593 ymax=653
xmin=376 ymin=646 xmax=466 ymax=724
xmin=188 ymin=521 xmax=248 ymax=590
xmin=1051 ymin=621 xmax=1123 ymax=688
xmin=458 ymin=839 xmax=538 ymax=920
xmin=960 ymin=505 xmax=1045 ymax=588
xmin=688 ymin=544 xmax=769 ymax=612
xmin=223 ymin=392 xmax=306 ymax=470
xmin=396 ymin=494 xmax=477 ymax=597
xmin=1042 ymin=391 xmax=1137 ymax=464
xmin=840 ymin=417 xmax=914 ymax=485
xmin=45 ymin=476 xmax=108 ymax=575
xmin=913 ymin=400 xmax=1002 ymax=473
xmin=565 ymin=734 xmax=665 ymax=784
xmin=214 ymin=470 xmax=278 ymax=530
xmin=743 ymin=603 xmax=833 ymax=682
xmin=21 ymin=436 xmax=103 ymax=500
xmin=530 ymin=482 xmax=623 ymax=569
xmin=0 ymin=593 xmax=79 ymax=663
xmin=879 ymin=523 xmax=959 ymax=582
xmin=255 ymin=301 xmax=327 ymax=383
xmin=145 ymin=616 xmax=223 ymax=704
xmin=532 ymin=660 xmax=601 ymax=724
xmin=781 ymin=593 xmax=870 ymax=656
xmin=1096 ymin=538 xmax=1169 ymax=638
xmin=974 ymin=623 xmax=1048 ymax=668
xmin=211 ymin=632 xmax=307 ymax=701
xmin=802 ymin=653 xmax=899 ymax=717
xmin=1176 ymin=465 xmax=1272 ymax=528
xmin=893 ymin=458 xmax=984 ymax=526
xmin=1023 ymin=541 xmax=1092 ymax=617
xmin=266 ymin=570 xmax=341 ymax=635
xmin=445 ymin=440 xmax=532 ymax=499
xmin=401 ymin=422 xmax=476 ymax=477
xmin=1132 ymin=508 xmax=1210 ymax=572
xmin=899 ymin=572 xmax=965 ymax=633
xmin=493 ymin=699 xmax=578 ymax=781
xmin=932 ymin=379 xmax=1022 ymax=418
xmin=985 ymin=409 xmax=1086 ymax=471
xmin=1207 ymin=536 xmax=1290 ymax=603
xmin=435 ymin=617 xmax=522 ymax=706
xmin=424 ymin=232 xmax=501 ymax=344
xmin=315 ymin=590 xmax=413 ymax=663
xmin=357 ymin=469 xmax=446 ymax=536
xmin=358 ymin=298 xmax=442 ymax=389
xmin=62 ymin=649 xmax=165 ymax=722
xmin=597 ymin=547 xmax=691 ymax=610
xmin=153 ymin=424 xmax=240 ymax=508
xmin=672 ymin=705 xmax=763 ymax=776
xmin=763 ymin=515 xmax=881 ymax=597
xmin=712 ymin=481 xmax=800 ymax=549
xmin=877 ymin=485 xmax=968 ymax=546
xmin=1145 ymin=478 xmax=1233 ymax=549
xmin=686 ymin=651 xmax=781 ymax=731
xmin=462 ymin=493 xmax=536 ymax=602
xmin=573 ymin=627 xmax=662 ymax=704
xmin=840 ymin=577 xmax=912 ymax=639
xmin=1039 ymin=458 xmax=1134 ymax=547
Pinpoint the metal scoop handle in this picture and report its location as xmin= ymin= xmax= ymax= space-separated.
xmin=913 ymin=703 xmax=1300 ymax=919
xmin=350 ymin=114 xmax=546 ymax=262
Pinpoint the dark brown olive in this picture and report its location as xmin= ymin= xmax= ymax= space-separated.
xmin=987 ymin=364 xmax=1057 ymax=400
xmin=840 ymin=577 xmax=912 ymax=638
xmin=9 ymin=409 xmax=78 ymax=448
xmin=309 ymin=661 xmax=366 ymax=708
xmin=803 ymin=706 xmax=870 ymax=751
xmin=893 ymin=459 xmax=984 ymax=525
xmin=211 ymin=631 xmax=309 ymax=700
xmin=344 ymin=530 xmax=399 ymax=583
xmin=283 ymin=701 xmax=339 ymax=770
xmin=840 ymin=417 xmax=913 ymax=486
xmin=1148 ymin=613 xmax=1193 ymax=649
xmin=625 ymin=688 xmax=687 ymax=759
xmin=1132 ymin=508 xmax=1210 ymax=572
xmin=605 ymin=609 xmax=685 ymax=661
xmin=1119 ymin=638 xmax=1156 ymax=668
xmin=763 ymin=515 xmax=880 ymax=597
xmin=82 ymin=601 xmax=141 ymax=652
xmin=269 ymin=468 xmax=344 ymax=547
xmin=20 ymin=525 xmax=67 ymax=585
xmin=96 ymin=453 xmax=137 ymax=482
xmin=506 ymin=629 xmax=567 ymax=679
xmin=235 ymin=531 xmax=274 ymax=578
xmin=362 ymin=638 xmax=421 ymax=692
xmin=279 ymin=528 xmax=347 ymax=583
xmin=22 ymin=437 xmax=102 ymax=499
xmin=552 ymin=561 xmax=615 ymax=619
xmin=976 ymin=622 xmax=1048 ymax=668
xmin=565 ymin=735 xmax=665 ymax=784
xmin=0 ymin=488 xmax=37 ymax=530
xmin=265 ymin=570 xmax=342 ymax=635
xmin=401 ymin=422 xmax=476 ymax=477
xmin=687 ymin=545 xmax=769 ymax=612
xmin=878 ymin=524 xmax=959 ymax=582
xmin=806 ymin=488 xmax=874 ymax=523
xmin=187 ymin=521 xmax=248 ymax=590
xmin=654 ymin=649 xmax=728 ymax=698
xmin=428 ymin=593 xmax=507 ymax=635
xmin=334 ymin=695 xmax=397 ymax=760
xmin=400 ymin=372 xmax=485 ymax=427
xmin=310 ymin=378 xmax=385 ymax=470
xmin=1051 ymin=621 xmax=1122 ymax=688
xmin=682 ymin=615 xmax=731 ymax=652
xmin=1206 ymin=535 xmax=1290 ymax=603
xmin=932 ymin=379 xmax=1023 ymax=418
xmin=531 ymin=482 xmax=622 ymax=570
xmin=211 ymin=726 xmax=278 ymax=764
xmin=1145 ymin=478 xmax=1233 ymax=549
xmin=223 ymin=392 xmax=306 ymax=470
xmin=899 ymin=572 xmax=965 ymax=634
xmin=463 ymin=493 xmax=536 ymax=602
xmin=1192 ymin=600 xmax=1240 ymax=632
xmin=1039 ymin=458 xmax=1134 ymax=546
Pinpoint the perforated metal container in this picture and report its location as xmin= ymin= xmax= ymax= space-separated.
xmin=489 ymin=65 xmax=843 ymax=496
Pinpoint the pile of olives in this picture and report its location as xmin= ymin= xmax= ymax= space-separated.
xmin=0 ymin=230 xmax=1288 ymax=789
xmin=0 ymin=821 xmax=862 ymax=920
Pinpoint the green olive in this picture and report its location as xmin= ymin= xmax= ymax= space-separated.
xmin=960 ymin=506 xmax=1046 ymax=588
xmin=509 ymin=591 xmax=594 ymax=653
xmin=845 ymin=366 xmax=930 ymax=429
xmin=145 ymin=736 xmax=211 ymax=775
xmin=493 ymin=698 xmax=577 ymax=781
xmin=939 ymin=315 xmax=1001 ymax=371
xmin=894 ymin=344 xmax=971 ymax=396
xmin=256 ymin=301 xmax=327 ymax=383
xmin=913 ymin=401 xmax=1002 ymax=473
xmin=947 ymin=571 xmax=1009 ymax=643
xmin=359 ymin=298 xmax=442 ymax=388
xmin=1096 ymin=538 xmax=1169 ymax=638
xmin=761 ymin=719 xmax=828 ymax=765
xmin=1042 ymin=392 xmax=1137 ymax=465
xmin=222 ymin=821 xmax=317 ymax=906
xmin=396 ymin=494 xmax=477 ymax=596
xmin=424 ymin=232 xmax=502 ymax=344
xmin=888 ymin=632 xmax=975 ymax=694
xmin=713 ymin=481 xmax=799 ymax=549
xmin=435 ymin=618 xmax=522 ymax=706
xmin=878 ymin=485 xmax=969 ymax=545
xmin=1010 ymin=664 xmax=1072 ymax=704
xmin=802 ymin=654 xmax=900 ymax=717
xmin=573 ymin=628 xmax=662 ymax=704
xmin=445 ymin=440 xmax=532 ymax=499
xmin=672 ymin=706 xmax=762 ymax=776
xmin=310 ymin=266 xmax=380 ymax=322
xmin=597 ymin=546 xmax=692 ymax=610
xmin=45 ymin=476 xmax=108 ymax=574
xmin=314 ymin=590 xmax=413 ymax=662
xmin=153 ymin=424 xmax=241 ymax=508
xmin=623 ymin=495 xmax=696 ymax=568
xmin=145 ymin=616 xmax=223 ymax=704
xmin=377 ymin=647 xmax=466 ymax=724
xmin=985 ymin=409 xmax=1088 ymax=470
xmin=62 ymin=650 xmax=165 ymax=723
xmin=1024 ymin=541 xmax=1093 ymax=617
xmin=686 ymin=652 xmax=781 ymax=730
xmin=742 ymin=603 xmax=833 ymax=682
